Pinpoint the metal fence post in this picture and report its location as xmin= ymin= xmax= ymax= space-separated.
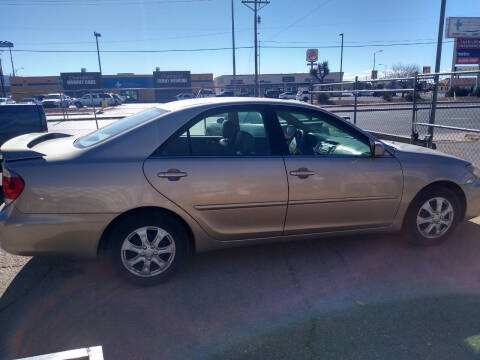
xmin=410 ymin=72 xmax=418 ymax=143
xmin=353 ymin=76 xmax=358 ymax=125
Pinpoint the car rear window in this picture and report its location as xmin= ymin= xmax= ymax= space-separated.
xmin=74 ymin=108 xmax=167 ymax=148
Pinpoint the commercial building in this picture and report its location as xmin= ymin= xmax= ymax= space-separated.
xmin=10 ymin=76 xmax=61 ymax=101
xmin=214 ymin=72 xmax=342 ymax=95
xmin=9 ymin=70 xmax=214 ymax=102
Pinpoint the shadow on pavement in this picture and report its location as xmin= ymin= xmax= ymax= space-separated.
xmin=1 ymin=220 xmax=480 ymax=359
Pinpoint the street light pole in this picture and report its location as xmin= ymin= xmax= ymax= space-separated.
xmin=373 ymin=49 xmax=383 ymax=71
xmin=339 ymin=33 xmax=344 ymax=83
xmin=94 ymin=32 xmax=102 ymax=74
xmin=231 ymin=0 xmax=237 ymax=96
xmin=8 ymin=47 xmax=15 ymax=77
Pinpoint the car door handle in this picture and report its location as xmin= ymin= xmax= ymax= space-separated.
xmin=157 ymin=169 xmax=188 ymax=181
xmin=290 ymin=168 xmax=315 ymax=179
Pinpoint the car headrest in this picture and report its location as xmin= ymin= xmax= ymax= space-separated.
xmin=301 ymin=133 xmax=317 ymax=155
xmin=222 ymin=119 xmax=238 ymax=139
xmin=235 ymin=131 xmax=255 ymax=155
xmin=285 ymin=125 xmax=297 ymax=137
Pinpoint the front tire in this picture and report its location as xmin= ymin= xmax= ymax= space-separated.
xmin=107 ymin=212 xmax=189 ymax=285
xmin=404 ymin=187 xmax=460 ymax=246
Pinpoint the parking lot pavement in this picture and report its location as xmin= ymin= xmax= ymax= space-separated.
xmin=1 ymin=218 xmax=480 ymax=359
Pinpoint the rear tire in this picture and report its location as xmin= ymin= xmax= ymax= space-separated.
xmin=107 ymin=212 xmax=189 ymax=285
xmin=404 ymin=187 xmax=460 ymax=246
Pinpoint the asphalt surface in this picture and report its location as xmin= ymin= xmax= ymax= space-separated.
xmin=1 ymin=219 xmax=480 ymax=359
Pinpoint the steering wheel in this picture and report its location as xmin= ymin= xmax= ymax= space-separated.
xmin=287 ymin=129 xmax=304 ymax=154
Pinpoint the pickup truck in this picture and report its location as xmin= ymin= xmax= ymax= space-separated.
xmin=0 ymin=104 xmax=48 ymax=150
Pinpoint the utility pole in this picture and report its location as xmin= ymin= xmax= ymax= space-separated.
xmin=0 ymin=57 xmax=5 ymax=97
xmin=242 ymin=0 xmax=270 ymax=97
xmin=231 ymin=0 xmax=237 ymax=96
xmin=339 ymin=33 xmax=344 ymax=83
xmin=94 ymin=32 xmax=102 ymax=74
xmin=428 ymin=0 xmax=446 ymax=147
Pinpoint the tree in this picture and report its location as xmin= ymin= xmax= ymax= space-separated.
xmin=387 ymin=63 xmax=420 ymax=97
xmin=310 ymin=61 xmax=330 ymax=83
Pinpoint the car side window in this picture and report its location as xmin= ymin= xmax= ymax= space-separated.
xmin=158 ymin=110 xmax=271 ymax=156
xmin=276 ymin=109 xmax=372 ymax=157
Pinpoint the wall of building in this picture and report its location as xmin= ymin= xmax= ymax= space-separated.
xmin=10 ymin=76 xmax=61 ymax=101
xmin=214 ymin=72 xmax=342 ymax=94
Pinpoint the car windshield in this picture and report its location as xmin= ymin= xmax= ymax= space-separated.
xmin=75 ymin=108 xmax=167 ymax=148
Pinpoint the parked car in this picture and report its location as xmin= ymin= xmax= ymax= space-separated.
xmin=264 ymin=90 xmax=280 ymax=98
xmin=41 ymin=93 xmax=71 ymax=108
xmin=358 ymin=91 xmax=374 ymax=96
xmin=296 ymin=90 xmax=311 ymax=102
xmin=0 ymin=104 xmax=47 ymax=150
xmin=74 ymin=93 xmax=114 ymax=107
xmin=216 ymin=90 xmax=234 ymax=97
xmin=111 ymin=93 xmax=123 ymax=105
xmin=0 ymin=97 xmax=16 ymax=104
xmin=175 ymin=93 xmax=195 ymax=101
xmin=1 ymin=97 xmax=479 ymax=285
xmin=197 ymin=89 xmax=215 ymax=98
xmin=19 ymin=97 xmax=43 ymax=105
xmin=279 ymin=91 xmax=297 ymax=100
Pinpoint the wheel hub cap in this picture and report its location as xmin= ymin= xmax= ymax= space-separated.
xmin=120 ymin=226 xmax=176 ymax=278
xmin=416 ymin=197 xmax=454 ymax=239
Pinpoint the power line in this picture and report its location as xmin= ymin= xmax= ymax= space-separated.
xmin=8 ymin=40 xmax=454 ymax=54
xmin=0 ymin=0 xmax=210 ymax=5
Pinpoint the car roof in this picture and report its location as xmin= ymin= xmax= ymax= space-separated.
xmin=159 ymin=97 xmax=317 ymax=112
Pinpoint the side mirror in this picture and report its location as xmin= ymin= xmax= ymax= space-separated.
xmin=373 ymin=141 xmax=385 ymax=157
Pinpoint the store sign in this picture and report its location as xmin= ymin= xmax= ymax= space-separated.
xmin=282 ymin=76 xmax=295 ymax=83
xmin=0 ymin=41 xmax=13 ymax=48
xmin=153 ymin=71 xmax=191 ymax=88
xmin=230 ymin=79 xmax=244 ymax=85
xmin=456 ymin=38 xmax=480 ymax=64
xmin=446 ymin=17 xmax=480 ymax=39
xmin=306 ymin=49 xmax=318 ymax=62
xmin=371 ymin=70 xmax=378 ymax=80
xmin=422 ymin=66 xmax=431 ymax=74
xmin=60 ymin=72 xmax=102 ymax=90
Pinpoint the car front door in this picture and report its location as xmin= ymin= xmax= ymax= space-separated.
xmin=143 ymin=106 xmax=288 ymax=241
xmin=275 ymin=106 xmax=403 ymax=234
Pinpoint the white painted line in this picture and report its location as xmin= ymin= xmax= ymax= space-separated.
xmin=14 ymin=346 xmax=103 ymax=360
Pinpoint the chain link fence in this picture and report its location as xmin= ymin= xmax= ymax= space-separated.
xmin=311 ymin=70 xmax=480 ymax=165
xmin=5 ymin=71 xmax=480 ymax=164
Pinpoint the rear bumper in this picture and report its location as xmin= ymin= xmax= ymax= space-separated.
xmin=0 ymin=204 xmax=115 ymax=258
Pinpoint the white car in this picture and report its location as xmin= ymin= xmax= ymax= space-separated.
xmin=279 ymin=91 xmax=297 ymax=100
xmin=197 ymin=89 xmax=215 ymax=98
xmin=0 ymin=97 xmax=16 ymax=104
xmin=74 ymin=93 xmax=115 ymax=107
xmin=41 ymin=94 xmax=71 ymax=108
xmin=296 ymin=90 xmax=311 ymax=102
xmin=175 ymin=93 xmax=195 ymax=101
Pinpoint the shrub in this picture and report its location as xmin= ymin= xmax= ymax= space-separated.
xmin=445 ymin=87 xmax=470 ymax=97
xmin=382 ymin=92 xmax=393 ymax=101
xmin=316 ymin=92 xmax=330 ymax=104
xmin=405 ymin=92 xmax=422 ymax=102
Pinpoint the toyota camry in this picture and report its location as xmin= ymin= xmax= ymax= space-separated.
xmin=1 ymin=97 xmax=480 ymax=285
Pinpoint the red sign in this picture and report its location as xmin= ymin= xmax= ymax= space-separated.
xmin=306 ymin=49 xmax=318 ymax=62
xmin=456 ymin=38 xmax=480 ymax=64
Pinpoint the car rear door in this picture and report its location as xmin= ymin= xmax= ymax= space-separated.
xmin=274 ymin=106 xmax=403 ymax=234
xmin=143 ymin=105 xmax=288 ymax=241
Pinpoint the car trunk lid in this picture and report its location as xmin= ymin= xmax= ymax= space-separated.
xmin=1 ymin=132 xmax=73 ymax=161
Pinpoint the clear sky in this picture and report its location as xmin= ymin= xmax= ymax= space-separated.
xmin=1 ymin=0 xmax=479 ymax=80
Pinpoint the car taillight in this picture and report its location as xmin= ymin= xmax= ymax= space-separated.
xmin=2 ymin=168 xmax=24 ymax=203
